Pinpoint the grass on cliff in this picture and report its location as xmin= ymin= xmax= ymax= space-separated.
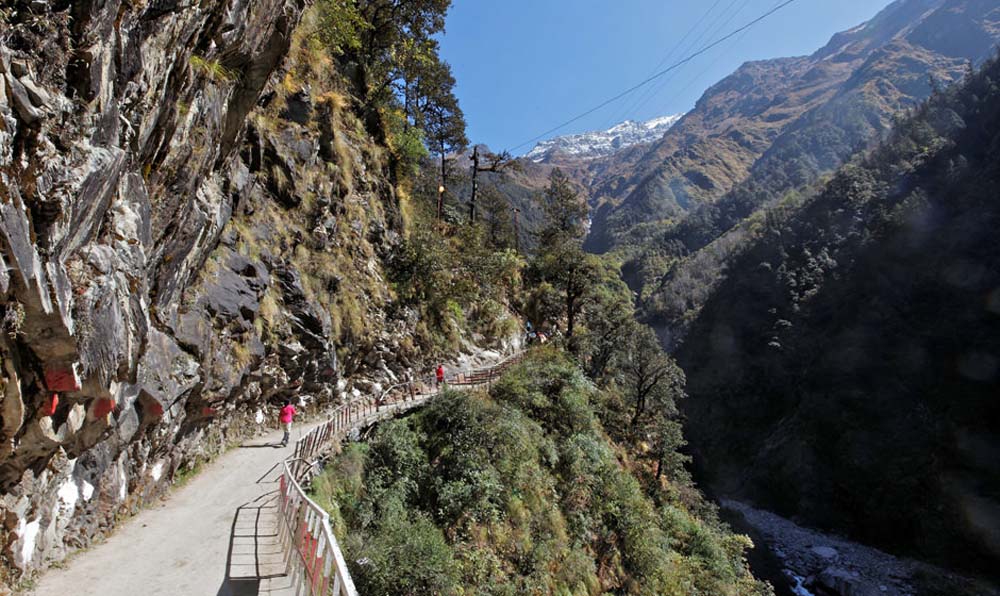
xmin=312 ymin=348 xmax=772 ymax=596
xmin=189 ymin=55 xmax=239 ymax=83
xmin=193 ymin=0 xmax=520 ymax=379
xmin=386 ymin=186 xmax=525 ymax=356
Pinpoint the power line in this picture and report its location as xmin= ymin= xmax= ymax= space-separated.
xmin=604 ymin=0 xmax=727 ymax=128
xmin=509 ymin=0 xmax=799 ymax=153
xmin=620 ymin=0 xmax=751 ymax=125
xmin=642 ymin=0 xmax=785 ymax=119
xmin=626 ymin=0 xmax=757 ymax=121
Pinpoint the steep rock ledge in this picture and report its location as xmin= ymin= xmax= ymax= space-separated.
xmin=0 ymin=1 xmax=423 ymax=586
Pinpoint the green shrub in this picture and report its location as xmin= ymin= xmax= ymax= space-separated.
xmin=351 ymin=509 xmax=461 ymax=596
xmin=489 ymin=348 xmax=595 ymax=437
xmin=189 ymin=55 xmax=238 ymax=82
xmin=385 ymin=109 xmax=429 ymax=176
xmin=314 ymin=349 xmax=771 ymax=595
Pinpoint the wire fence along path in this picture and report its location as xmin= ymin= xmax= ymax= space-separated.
xmin=273 ymin=351 xmax=525 ymax=596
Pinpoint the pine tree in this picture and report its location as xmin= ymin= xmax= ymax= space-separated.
xmin=540 ymin=168 xmax=588 ymax=249
xmin=417 ymin=60 xmax=468 ymax=215
xmin=620 ymin=327 xmax=684 ymax=430
xmin=479 ymin=185 xmax=515 ymax=249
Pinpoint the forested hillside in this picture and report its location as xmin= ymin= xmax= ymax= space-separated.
xmin=315 ymin=350 xmax=771 ymax=596
xmin=678 ymin=51 xmax=1000 ymax=577
xmin=597 ymin=0 xmax=1000 ymax=350
xmin=312 ymin=126 xmax=778 ymax=594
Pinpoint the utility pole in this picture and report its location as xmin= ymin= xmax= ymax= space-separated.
xmin=438 ymin=144 xmax=448 ymax=220
xmin=469 ymin=146 xmax=480 ymax=224
xmin=468 ymin=147 xmax=517 ymax=225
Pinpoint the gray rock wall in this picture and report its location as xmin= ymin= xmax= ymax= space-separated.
xmin=0 ymin=1 xmax=414 ymax=586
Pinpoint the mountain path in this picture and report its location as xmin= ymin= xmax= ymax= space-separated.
xmin=27 ymin=421 xmax=320 ymax=596
xmin=26 ymin=345 xmax=516 ymax=596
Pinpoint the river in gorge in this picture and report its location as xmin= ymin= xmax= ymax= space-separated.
xmin=720 ymin=501 xmax=999 ymax=596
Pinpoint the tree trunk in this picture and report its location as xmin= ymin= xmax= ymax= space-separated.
xmin=438 ymin=149 xmax=447 ymax=219
xmin=403 ymin=81 xmax=411 ymax=131
xmin=441 ymin=149 xmax=447 ymax=190
xmin=470 ymin=146 xmax=479 ymax=224
xmin=566 ymin=292 xmax=576 ymax=339
xmin=630 ymin=392 xmax=645 ymax=428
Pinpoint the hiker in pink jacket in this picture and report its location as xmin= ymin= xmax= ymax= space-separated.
xmin=279 ymin=400 xmax=297 ymax=447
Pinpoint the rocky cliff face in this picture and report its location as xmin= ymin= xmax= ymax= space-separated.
xmin=0 ymin=1 xmax=426 ymax=586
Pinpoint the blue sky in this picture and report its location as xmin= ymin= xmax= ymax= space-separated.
xmin=439 ymin=0 xmax=896 ymax=154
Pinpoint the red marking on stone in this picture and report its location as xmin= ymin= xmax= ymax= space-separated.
xmin=93 ymin=398 xmax=115 ymax=418
xmin=202 ymin=407 xmax=216 ymax=417
xmin=147 ymin=402 xmax=164 ymax=418
xmin=44 ymin=368 xmax=80 ymax=392
xmin=41 ymin=394 xmax=59 ymax=417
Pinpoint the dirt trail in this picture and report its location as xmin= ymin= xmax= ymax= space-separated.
xmin=28 ymin=422 xmax=318 ymax=596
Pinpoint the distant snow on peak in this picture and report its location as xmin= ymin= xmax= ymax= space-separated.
xmin=643 ymin=114 xmax=684 ymax=129
xmin=525 ymin=114 xmax=683 ymax=163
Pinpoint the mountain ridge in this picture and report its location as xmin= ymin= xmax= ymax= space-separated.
xmin=583 ymin=0 xmax=998 ymax=254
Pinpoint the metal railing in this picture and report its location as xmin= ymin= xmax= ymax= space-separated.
xmin=277 ymin=462 xmax=356 ymax=595
xmin=275 ymin=351 xmax=525 ymax=595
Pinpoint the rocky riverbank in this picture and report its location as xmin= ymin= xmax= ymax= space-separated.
xmin=723 ymin=501 xmax=999 ymax=596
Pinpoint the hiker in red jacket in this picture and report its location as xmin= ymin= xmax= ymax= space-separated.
xmin=435 ymin=364 xmax=445 ymax=388
xmin=279 ymin=400 xmax=297 ymax=447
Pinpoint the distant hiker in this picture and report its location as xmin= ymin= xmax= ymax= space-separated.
xmin=279 ymin=400 xmax=297 ymax=447
xmin=435 ymin=364 xmax=445 ymax=388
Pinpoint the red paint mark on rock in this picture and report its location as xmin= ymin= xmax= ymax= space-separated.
xmin=147 ymin=402 xmax=164 ymax=418
xmin=41 ymin=394 xmax=59 ymax=417
xmin=44 ymin=367 xmax=80 ymax=392
xmin=201 ymin=407 xmax=216 ymax=417
xmin=93 ymin=398 xmax=115 ymax=418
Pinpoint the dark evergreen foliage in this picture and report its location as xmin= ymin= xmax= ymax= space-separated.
xmin=678 ymin=53 xmax=1000 ymax=576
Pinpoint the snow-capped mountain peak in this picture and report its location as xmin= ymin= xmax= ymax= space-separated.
xmin=525 ymin=114 xmax=683 ymax=163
